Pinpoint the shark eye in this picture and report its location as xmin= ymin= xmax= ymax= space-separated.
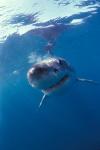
xmin=53 ymin=68 xmax=59 ymax=73
xmin=58 ymin=59 xmax=68 ymax=68
xmin=59 ymin=59 xmax=62 ymax=64
xmin=59 ymin=59 xmax=64 ymax=65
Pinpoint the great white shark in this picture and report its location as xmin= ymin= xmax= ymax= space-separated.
xmin=27 ymin=56 xmax=99 ymax=107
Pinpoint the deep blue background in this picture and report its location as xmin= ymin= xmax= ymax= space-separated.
xmin=0 ymin=4 xmax=100 ymax=150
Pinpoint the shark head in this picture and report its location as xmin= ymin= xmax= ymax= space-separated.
xmin=27 ymin=57 xmax=75 ymax=94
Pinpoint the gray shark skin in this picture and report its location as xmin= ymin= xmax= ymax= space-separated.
xmin=27 ymin=56 xmax=99 ymax=107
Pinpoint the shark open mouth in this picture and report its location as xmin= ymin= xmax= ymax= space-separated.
xmin=43 ymin=74 xmax=69 ymax=94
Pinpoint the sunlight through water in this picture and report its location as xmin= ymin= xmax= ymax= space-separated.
xmin=0 ymin=0 xmax=100 ymax=41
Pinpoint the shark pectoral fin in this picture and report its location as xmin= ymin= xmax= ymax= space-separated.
xmin=38 ymin=94 xmax=48 ymax=108
xmin=77 ymin=78 xmax=100 ymax=85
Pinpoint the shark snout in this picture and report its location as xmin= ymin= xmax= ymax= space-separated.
xmin=28 ymin=65 xmax=49 ymax=81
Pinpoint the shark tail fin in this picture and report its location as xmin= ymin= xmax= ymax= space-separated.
xmin=39 ymin=94 xmax=47 ymax=108
xmin=77 ymin=78 xmax=100 ymax=85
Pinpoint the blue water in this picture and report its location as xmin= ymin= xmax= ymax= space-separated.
xmin=0 ymin=1 xmax=100 ymax=150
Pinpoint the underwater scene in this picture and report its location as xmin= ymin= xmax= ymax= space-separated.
xmin=0 ymin=0 xmax=100 ymax=150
